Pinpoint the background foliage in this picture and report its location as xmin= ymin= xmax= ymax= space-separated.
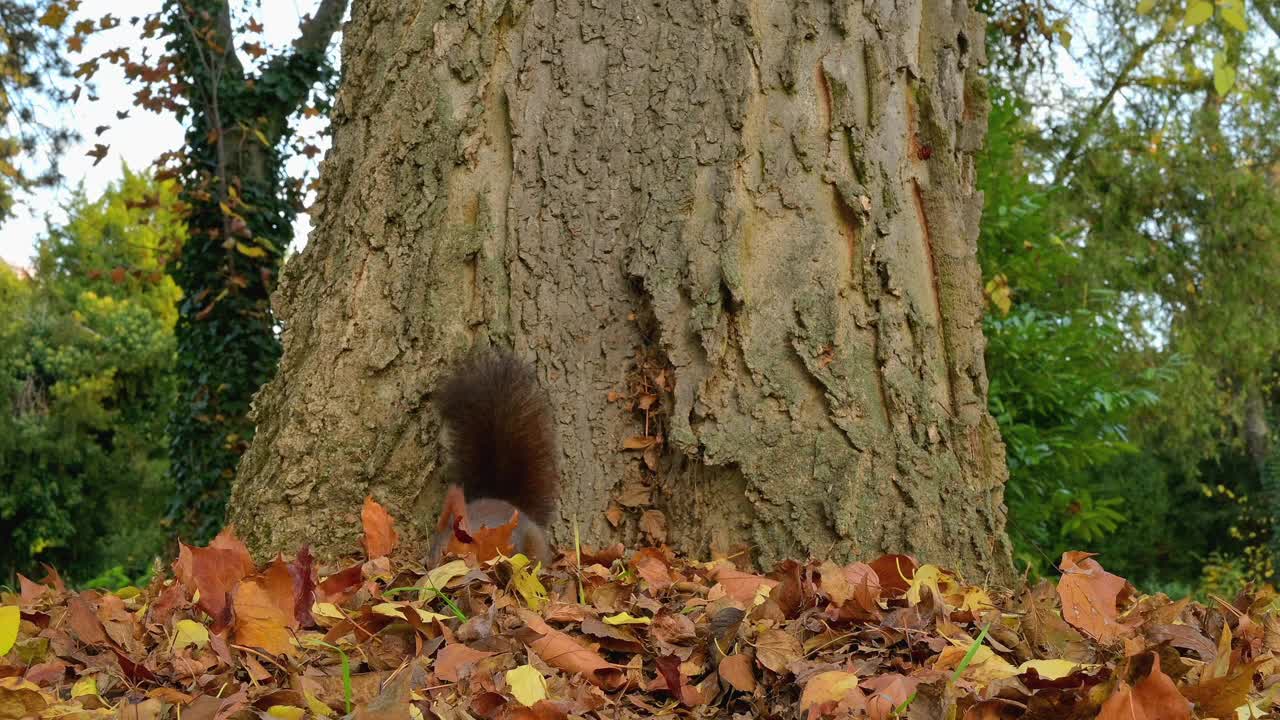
xmin=0 ymin=169 xmax=181 ymax=582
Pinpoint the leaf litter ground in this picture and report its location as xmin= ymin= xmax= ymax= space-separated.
xmin=2 ymin=497 xmax=1278 ymax=719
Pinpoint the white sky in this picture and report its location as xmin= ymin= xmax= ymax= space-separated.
xmin=1 ymin=0 xmax=341 ymax=268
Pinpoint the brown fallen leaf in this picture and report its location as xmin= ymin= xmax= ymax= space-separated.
xmin=353 ymin=668 xmax=410 ymax=720
xmin=65 ymin=593 xmax=109 ymax=646
xmin=718 ymin=654 xmax=756 ymax=692
xmin=755 ymin=629 xmax=802 ymax=675
xmin=361 ymin=496 xmax=398 ymax=559
xmin=800 ymin=671 xmax=865 ymax=720
xmin=639 ymin=510 xmax=667 ymax=544
xmin=862 ymin=673 xmax=921 ymax=720
xmin=709 ymin=563 xmax=777 ymax=605
xmin=435 ymin=643 xmax=497 ymax=683
xmin=514 ymin=610 xmax=624 ymax=690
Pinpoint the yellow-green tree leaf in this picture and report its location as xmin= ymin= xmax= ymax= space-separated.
xmin=0 ymin=606 xmax=19 ymax=656
xmin=1213 ymin=52 xmax=1237 ymax=95
xmin=1184 ymin=1 xmax=1213 ymax=25
xmin=1220 ymin=0 xmax=1248 ymax=31
xmin=1137 ymin=0 xmax=1156 ymax=15
xmin=505 ymin=665 xmax=548 ymax=707
xmin=173 ymin=619 xmax=210 ymax=650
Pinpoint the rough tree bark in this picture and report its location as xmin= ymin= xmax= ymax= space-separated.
xmin=230 ymin=0 xmax=1014 ymax=580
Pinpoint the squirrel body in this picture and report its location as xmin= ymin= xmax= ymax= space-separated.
xmin=427 ymin=351 xmax=558 ymax=567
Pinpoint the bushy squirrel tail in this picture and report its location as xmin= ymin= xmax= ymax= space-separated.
xmin=435 ymin=349 xmax=558 ymax=525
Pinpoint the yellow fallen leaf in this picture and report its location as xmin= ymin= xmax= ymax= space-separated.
xmin=508 ymin=555 xmax=548 ymax=611
xmin=0 ymin=606 xmax=18 ymax=656
xmin=426 ymin=559 xmax=469 ymax=590
xmin=311 ymin=602 xmax=345 ymax=621
xmin=267 ymin=705 xmax=305 ymax=720
xmin=71 ymin=676 xmax=97 ymax=699
xmin=410 ymin=704 xmax=424 ymax=720
xmin=173 ymin=619 xmax=210 ymax=650
xmin=505 ymin=665 xmax=548 ymax=707
xmin=603 ymin=612 xmax=652 ymax=625
xmin=304 ymin=691 xmax=333 ymax=717
xmin=370 ymin=603 xmax=452 ymax=623
xmin=1016 ymin=658 xmax=1092 ymax=680
xmin=906 ymin=564 xmax=946 ymax=605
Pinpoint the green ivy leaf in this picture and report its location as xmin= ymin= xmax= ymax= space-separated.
xmin=1184 ymin=1 xmax=1213 ymax=26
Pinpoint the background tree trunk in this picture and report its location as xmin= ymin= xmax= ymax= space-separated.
xmin=230 ymin=0 xmax=1014 ymax=580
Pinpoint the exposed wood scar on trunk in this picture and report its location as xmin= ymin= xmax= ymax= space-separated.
xmin=912 ymin=177 xmax=956 ymax=417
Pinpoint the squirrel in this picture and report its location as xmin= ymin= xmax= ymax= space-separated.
xmin=427 ymin=350 xmax=559 ymax=567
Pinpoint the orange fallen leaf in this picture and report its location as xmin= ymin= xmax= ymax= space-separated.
xmin=360 ymin=496 xmax=398 ymax=559
xmin=229 ymin=558 xmax=298 ymax=658
xmin=1057 ymin=551 xmax=1130 ymax=644
xmin=1097 ymin=654 xmax=1190 ymax=720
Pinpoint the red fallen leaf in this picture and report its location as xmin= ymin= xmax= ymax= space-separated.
xmin=66 ymin=593 xmax=109 ymax=646
xmin=513 ymin=610 xmax=625 ymax=690
xmin=288 ymin=546 xmax=317 ymax=627
xmin=1097 ymin=654 xmax=1190 ymax=720
xmin=445 ymin=511 xmax=519 ymax=563
xmin=718 ymin=654 xmax=756 ymax=692
xmin=361 ymin=496 xmax=398 ymax=559
xmin=316 ymin=562 xmax=364 ymax=605
xmin=709 ymin=563 xmax=777 ymax=604
xmin=867 ymin=554 xmax=917 ymax=595
xmin=434 ymin=643 xmax=496 ymax=683
xmin=654 ymin=654 xmax=704 ymax=706
xmin=1057 ymin=551 xmax=1130 ymax=644
xmin=39 ymin=564 xmax=67 ymax=593
xmin=174 ymin=529 xmax=256 ymax=632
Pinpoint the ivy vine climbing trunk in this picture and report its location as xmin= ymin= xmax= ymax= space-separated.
xmin=164 ymin=0 xmax=347 ymax=540
xmin=230 ymin=0 xmax=1014 ymax=580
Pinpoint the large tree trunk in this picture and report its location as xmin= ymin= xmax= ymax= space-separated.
xmin=230 ymin=0 xmax=1014 ymax=580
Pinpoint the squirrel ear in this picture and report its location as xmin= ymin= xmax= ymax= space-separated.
xmin=437 ymin=485 xmax=467 ymax=534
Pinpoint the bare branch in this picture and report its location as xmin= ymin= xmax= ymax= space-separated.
xmin=293 ymin=0 xmax=350 ymax=58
